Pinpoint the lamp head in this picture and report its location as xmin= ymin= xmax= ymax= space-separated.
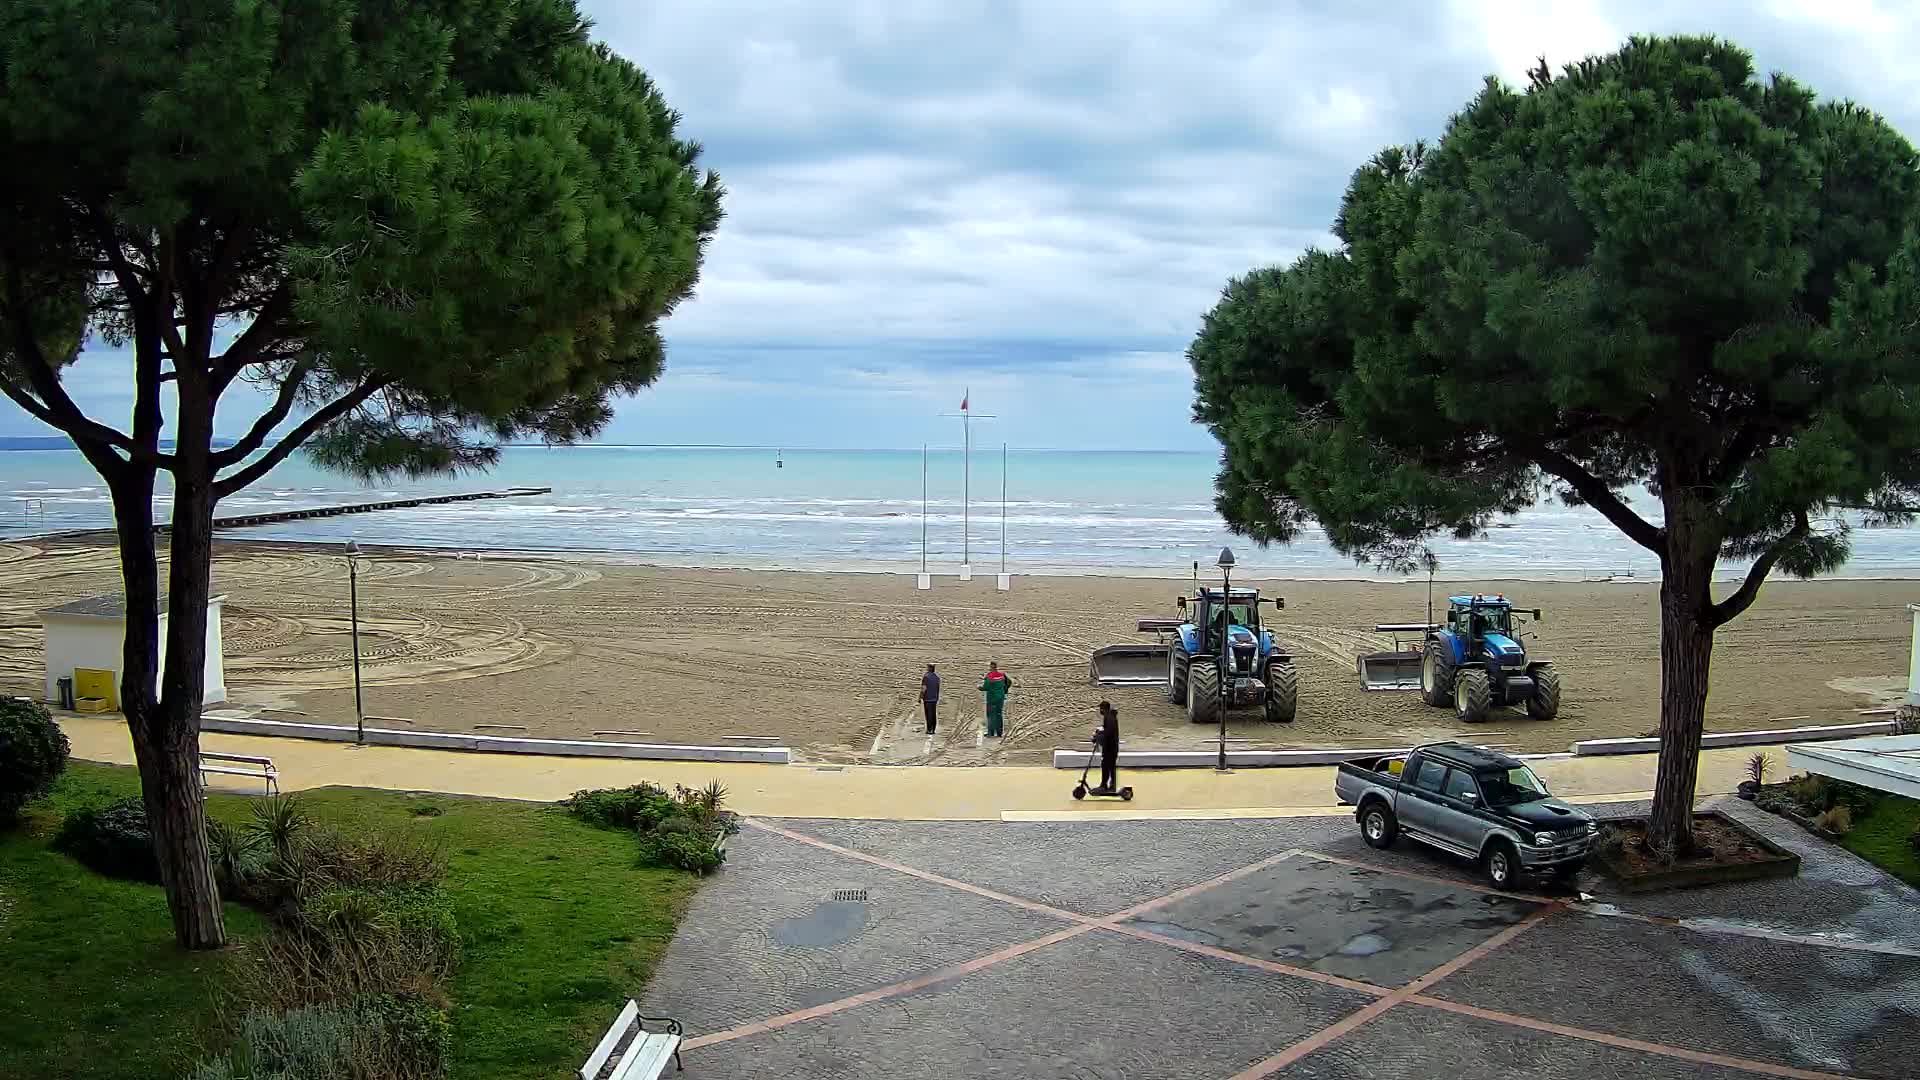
xmin=1216 ymin=546 xmax=1236 ymax=570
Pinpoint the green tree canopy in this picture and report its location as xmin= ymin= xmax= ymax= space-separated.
xmin=1191 ymin=35 xmax=1920 ymax=851
xmin=0 ymin=0 xmax=722 ymax=947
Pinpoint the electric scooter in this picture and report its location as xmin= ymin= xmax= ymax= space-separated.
xmin=1071 ymin=754 xmax=1133 ymax=801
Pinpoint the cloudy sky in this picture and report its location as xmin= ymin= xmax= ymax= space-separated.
xmin=12 ymin=0 xmax=1920 ymax=451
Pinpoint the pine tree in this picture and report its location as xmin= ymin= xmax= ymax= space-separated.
xmin=0 ymin=0 xmax=723 ymax=947
xmin=1191 ymin=35 xmax=1920 ymax=854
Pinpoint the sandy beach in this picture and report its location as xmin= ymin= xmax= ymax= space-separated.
xmin=0 ymin=537 xmax=1913 ymax=764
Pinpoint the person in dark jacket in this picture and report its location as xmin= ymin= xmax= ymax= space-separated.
xmin=921 ymin=663 xmax=941 ymax=734
xmin=1093 ymin=701 xmax=1120 ymax=792
xmin=980 ymin=661 xmax=1013 ymax=738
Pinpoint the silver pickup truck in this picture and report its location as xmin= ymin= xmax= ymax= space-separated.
xmin=1333 ymin=741 xmax=1596 ymax=888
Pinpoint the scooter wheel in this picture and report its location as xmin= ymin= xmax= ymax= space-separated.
xmin=1120 ymin=787 xmax=1134 ymax=801
xmin=1072 ymin=783 xmax=1087 ymax=800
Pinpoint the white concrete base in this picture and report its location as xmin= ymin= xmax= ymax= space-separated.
xmin=959 ymin=563 xmax=972 ymax=581
xmin=997 ymin=573 xmax=1011 ymax=591
xmin=197 ymin=715 xmax=791 ymax=763
xmin=1571 ymin=719 xmax=1896 ymax=756
xmin=916 ymin=573 xmax=931 ymax=590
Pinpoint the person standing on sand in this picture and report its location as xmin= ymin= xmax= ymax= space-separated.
xmin=980 ymin=661 xmax=1013 ymax=738
xmin=922 ymin=664 xmax=941 ymax=735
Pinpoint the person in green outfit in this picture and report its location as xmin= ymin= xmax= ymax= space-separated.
xmin=980 ymin=661 xmax=1013 ymax=738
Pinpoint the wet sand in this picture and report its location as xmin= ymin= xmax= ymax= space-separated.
xmin=0 ymin=539 xmax=1912 ymax=763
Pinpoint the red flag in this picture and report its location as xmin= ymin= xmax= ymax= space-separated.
xmin=961 ymin=389 xmax=969 ymax=412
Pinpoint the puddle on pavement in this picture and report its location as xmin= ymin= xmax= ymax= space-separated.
xmin=771 ymin=900 xmax=869 ymax=948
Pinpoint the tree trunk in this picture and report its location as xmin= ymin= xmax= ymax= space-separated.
xmin=1647 ymin=505 xmax=1719 ymax=856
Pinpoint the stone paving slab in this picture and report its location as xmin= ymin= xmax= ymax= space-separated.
xmin=679 ymin=928 xmax=1376 ymax=1079
xmin=786 ymin=816 xmax=1349 ymax=915
xmin=1128 ymin=855 xmax=1541 ymax=987
xmin=1284 ymin=1001 xmax=1766 ymax=1080
xmin=1426 ymin=913 xmax=1920 ymax=1079
xmin=636 ymin=826 xmax=1069 ymax=1034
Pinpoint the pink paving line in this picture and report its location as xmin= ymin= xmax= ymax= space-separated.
xmin=1225 ymin=905 xmax=1562 ymax=1080
xmin=1406 ymin=997 xmax=1861 ymax=1080
xmin=1105 ymin=922 xmax=1389 ymax=998
xmin=686 ymin=829 xmax=1318 ymax=1053
xmin=681 ymin=923 xmax=1093 ymax=1051
xmin=743 ymin=817 xmax=1097 ymax=925
xmin=1294 ymin=848 xmax=1559 ymax=904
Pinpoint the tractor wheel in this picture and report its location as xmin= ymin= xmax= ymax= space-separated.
xmin=1454 ymin=668 xmax=1491 ymax=723
xmin=1421 ymin=641 xmax=1455 ymax=708
xmin=1264 ymin=662 xmax=1298 ymax=723
xmin=1526 ymin=664 xmax=1562 ymax=720
xmin=1187 ymin=661 xmax=1220 ymax=724
xmin=1168 ymin=648 xmax=1189 ymax=704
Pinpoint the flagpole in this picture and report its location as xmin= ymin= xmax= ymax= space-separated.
xmin=921 ymin=443 xmax=928 ymax=573
xmin=1000 ymin=442 xmax=1007 ymax=575
xmin=963 ymin=398 xmax=971 ymax=570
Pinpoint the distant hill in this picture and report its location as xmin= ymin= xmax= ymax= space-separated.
xmin=0 ymin=436 xmax=237 ymax=451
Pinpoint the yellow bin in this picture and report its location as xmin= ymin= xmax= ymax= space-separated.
xmin=73 ymin=668 xmax=118 ymax=711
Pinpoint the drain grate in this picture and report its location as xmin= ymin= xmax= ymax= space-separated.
xmin=832 ymin=889 xmax=869 ymax=903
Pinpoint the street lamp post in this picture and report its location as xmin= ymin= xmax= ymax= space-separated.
xmin=1216 ymin=546 xmax=1235 ymax=773
xmin=346 ymin=540 xmax=365 ymax=745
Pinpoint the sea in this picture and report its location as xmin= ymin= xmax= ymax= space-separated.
xmin=3 ymin=445 xmax=1918 ymax=581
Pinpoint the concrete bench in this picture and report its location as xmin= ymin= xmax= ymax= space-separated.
xmin=198 ymin=751 xmax=278 ymax=795
xmin=581 ymin=999 xmax=683 ymax=1079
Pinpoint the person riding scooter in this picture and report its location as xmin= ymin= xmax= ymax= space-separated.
xmin=1092 ymin=701 xmax=1120 ymax=793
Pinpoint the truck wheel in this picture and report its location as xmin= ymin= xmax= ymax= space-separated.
xmin=1360 ymin=801 xmax=1398 ymax=849
xmin=1483 ymin=840 xmax=1519 ymax=889
xmin=1264 ymin=661 xmax=1298 ymax=723
xmin=1186 ymin=661 xmax=1220 ymax=724
xmin=1168 ymin=649 xmax=1189 ymax=704
xmin=1421 ymin=641 xmax=1455 ymax=708
xmin=1526 ymin=664 xmax=1562 ymax=720
xmin=1454 ymin=669 xmax=1491 ymax=723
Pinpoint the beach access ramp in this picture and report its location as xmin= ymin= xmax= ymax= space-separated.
xmin=1356 ymin=623 xmax=1433 ymax=692
xmin=1088 ymin=619 xmax=1180 ymax=687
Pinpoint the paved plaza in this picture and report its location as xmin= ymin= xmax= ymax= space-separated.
xmin=641 ymin=799 xmax=1920 ymax=1078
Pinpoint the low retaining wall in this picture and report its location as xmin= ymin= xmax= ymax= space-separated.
xmin=198 ymin=715 xmax=791 ymax=764
xmin=1052 ymin=746 xmax=1408 ymax=769
xmin=1571 ymin=720 xmax=1895 ymax=757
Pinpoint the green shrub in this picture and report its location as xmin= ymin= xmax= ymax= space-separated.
xmin=53 ymin=796 xmax=158 ymax=882
xmin=1813 ymin=805 xmax=1854 ymax=836
xmin=187 ymin=994 xmax=452 ymax=1080
xmin=1909 ymin=819 xmax=1920 ymax=856
xmin=561 ymin=782 xmax=676 ymax=831
xmin=0 ymin=697 xmax=69 ymax=826
xmin=209 ymin=818 xmax=266 ymax=899
xmin=638 ymin=827 xmax=724 ymax=874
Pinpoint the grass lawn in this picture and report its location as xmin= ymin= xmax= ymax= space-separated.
xmin=1843 ymin=791 xmax=1920 ymax=889
xmin=0 ymin=763 xmax=702 ymax=1080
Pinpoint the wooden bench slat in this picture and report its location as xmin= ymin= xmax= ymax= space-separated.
xmin=611 ymin=1034 xmax=680 ymax=1080
xmin=200 ymin=752 xmax=274 ymax=765
xmin=580 ymin=999 xmax=639 ymax=1080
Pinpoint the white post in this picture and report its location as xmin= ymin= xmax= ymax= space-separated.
xmin=917 ymin=444 xmax=931 ymax=590
xmin=997 ymin=442 xmax=1011 ymax=591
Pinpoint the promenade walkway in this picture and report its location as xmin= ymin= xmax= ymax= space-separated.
xmin=58 ymin=714 xmax=1752 ymax=819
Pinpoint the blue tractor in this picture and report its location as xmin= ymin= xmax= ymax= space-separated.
xmin=1418 ymin=595 xmax=1560 ymax=723
xmin=1169 ymin=587 xmax=1298 ymax=724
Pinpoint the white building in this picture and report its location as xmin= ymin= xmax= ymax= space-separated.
xmin=38 ymin=594 xmax=227 ymax=708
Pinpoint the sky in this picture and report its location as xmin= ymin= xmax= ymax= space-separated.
xmin=11 ymin=0 xmax=1920 ymax=451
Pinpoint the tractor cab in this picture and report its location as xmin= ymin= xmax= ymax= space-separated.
xmin=1183 ymin=587 xmax=1268 ymax=657
xmin=1444 ymin=595 xmax=1532 ymax=666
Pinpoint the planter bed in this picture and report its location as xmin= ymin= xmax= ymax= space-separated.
xmin=1594 ymin=810 xmax=1801 ymax=893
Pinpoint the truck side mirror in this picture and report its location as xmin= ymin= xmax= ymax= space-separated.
xmin=1176 ymin=597 xmax=1186 ymax=611
xmin=1267 ymin=597 xmax=1284 ymax=609
xmin=1531 ymin=609 xmax=1544 ymax=621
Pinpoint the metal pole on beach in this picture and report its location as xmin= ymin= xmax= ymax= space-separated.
xmin=346 ymin=539 xmax=365 ymax=745
xmin=963 ymin=411 xmax=970 ymax=569
xmin=922 ymin=444 xmax=929 ymax=573
xmin=1000 ymin=442 xmax=1007 ymax=574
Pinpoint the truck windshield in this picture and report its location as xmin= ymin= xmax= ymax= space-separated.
xmin=1477 ymin=765 xmax=1549 ymax=806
